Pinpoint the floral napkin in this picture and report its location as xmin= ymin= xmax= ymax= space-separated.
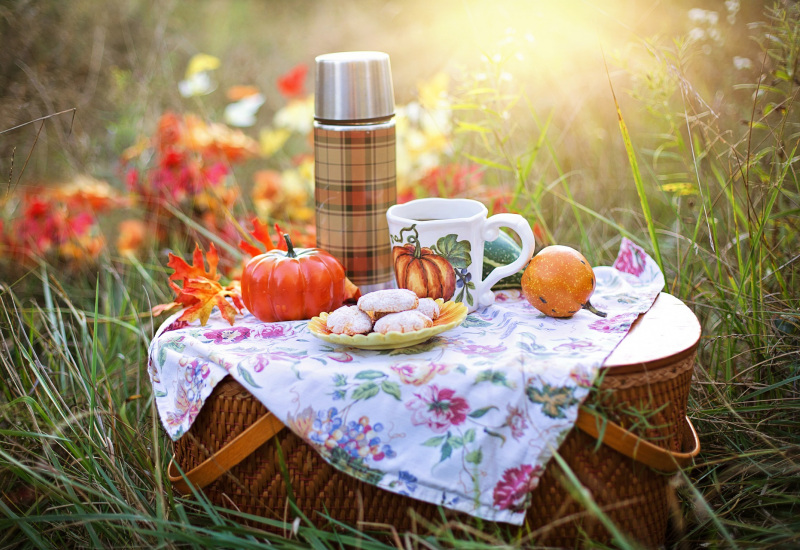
xmin=149 ymin=238 xmax=664 ymax=524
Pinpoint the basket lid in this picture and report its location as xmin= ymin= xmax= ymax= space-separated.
xmin=603 ymin=293 xmax=701 ymax=373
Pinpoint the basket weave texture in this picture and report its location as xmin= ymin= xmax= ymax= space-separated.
xmin=173 ymin=351 xmax=695 ymax=547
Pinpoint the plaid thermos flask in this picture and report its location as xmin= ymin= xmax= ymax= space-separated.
xmin=314 ymin=51 xmax=397 ymax=293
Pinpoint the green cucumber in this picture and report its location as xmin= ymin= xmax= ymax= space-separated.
xmin=482 ymin=230 xmax=527 ymax=289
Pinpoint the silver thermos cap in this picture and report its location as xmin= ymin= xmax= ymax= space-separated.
xmin=314 ymin=51 xmax=395 ymax=122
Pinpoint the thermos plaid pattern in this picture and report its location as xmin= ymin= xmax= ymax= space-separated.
xmin=314 ymin=125 xmax=396 ymax=287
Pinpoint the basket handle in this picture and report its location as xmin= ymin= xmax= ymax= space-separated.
xmin=575 ymin=407 xmax=700 ymax=473
xmin=168 ymin=411 xmax=286 ymax=495
xmin=168 ymin=406 xmax=699 ymax=493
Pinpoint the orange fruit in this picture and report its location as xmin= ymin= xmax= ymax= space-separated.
xmin=521 ymin=245 xmax=605 ymax=318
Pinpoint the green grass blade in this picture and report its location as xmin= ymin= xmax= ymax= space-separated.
xmin=603 ymin=52 xmax=664 ymax=273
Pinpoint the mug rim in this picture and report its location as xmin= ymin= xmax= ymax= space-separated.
xmin=387 ymin=198 xmax=487 ymax=225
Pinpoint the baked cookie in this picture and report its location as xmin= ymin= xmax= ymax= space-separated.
xmin=374 ymin=310 xmax=433 ymax=334
xmin=415 ymin=298 xmax=440 ymax=320
xmin=326 ymin=305 xmax=373 ymax=336
xmin=357 ymin=289 xmax=419 ymax=314
xmin=369 ymin=311 xmax=389 ymax=322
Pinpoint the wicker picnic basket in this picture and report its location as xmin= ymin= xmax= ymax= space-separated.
xmin=169 ymin=294 xmax=701 ymax=547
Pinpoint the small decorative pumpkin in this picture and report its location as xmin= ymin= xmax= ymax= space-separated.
xmin=521 ymin=245 xmax=606 ymax=318
xmin=392 ymin=241 xmax=456 ymax=301
xmin=242 ymin=234 xmax=356 ymax=322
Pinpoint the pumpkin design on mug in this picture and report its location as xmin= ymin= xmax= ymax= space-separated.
xmin=391 ymin=224 xmax=473 ymax=303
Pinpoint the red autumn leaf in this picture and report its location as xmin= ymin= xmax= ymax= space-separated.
xmin=239 ymin=218 xmax=289 ymax=257
xmin=153 ymin=243 xmax=243 ymax=326
xmin=238 ymin=240 xmax=263 ymax=258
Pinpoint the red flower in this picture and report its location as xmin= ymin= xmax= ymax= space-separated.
xmin=257 ymin=324 xmax=294 ymax=339
xmin=161 ymin=147 xmax=185 ymax=168
xmin=493 ymin=464 xmax=542 ymax=511
xmin=613 ymin=238 xmax=648 ymax=277
xmin=164 ymin=320 xmax=190 ymax=333
xmin=7 ymin=189 xmax=105 ymax=262
xmin=419 ymin=164 xmax=483 ymax=197
xmin=397 ymin=187 xmax=416 ymax=204
xmin=25 ymin=198 xmax=49 ymax=218
xmin=277 ymin=64 xmax=308 ymax=99
xmin=406 ymin=385 xmax=470 ymax=433
xmin=125 ymin=168 xmax=139 ymax=191
xmin=505 ymin=405 xmax=528 ymax=439
xmin=203 ymin=326 xmax=251 ymax=344
xmin=157 ymin=112 xmax=183 ymax=148
xmin=204 ymin=162 xmax=229 ymax=185
xmin=68 ymin=212 xmax=94 ymax=236
xmin=482 ymin=188 xmax=513 ymax=214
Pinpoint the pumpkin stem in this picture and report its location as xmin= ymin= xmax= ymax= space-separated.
xmin=283 ymin=234 xmax=297 ymax=258
xmin=583 ymin=300 xmax=607 ymax=318
xmin=412 ymin=236 xmax=422 ymax=259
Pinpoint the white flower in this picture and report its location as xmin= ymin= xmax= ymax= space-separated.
xmin=688 ymin=8 xmax=707 ymax=22
xmin=688 ymin=8 xmax=718 ymax=25
xmin=421 ymin=108 xmax=452 ymax=136
xmin=178 ymin=53 xmax=221 ymax=98
xmin=178 ymin=72 xmax=216 ymax=97
xmin=688 ymin=27 xmax=706 ymax=42
xmin=224 ymin=93 xmax=265 ymax=127
xmin=400 ymin=102 xmax=422 ymax=125
xmin=725 ymin=0 xmax=740 ymax=24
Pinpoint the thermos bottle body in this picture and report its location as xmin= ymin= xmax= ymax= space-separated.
xmin=314 ymin=51 xmax=397 ymax=293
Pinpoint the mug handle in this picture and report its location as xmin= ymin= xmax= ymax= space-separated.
xmin=478 ymin=214 xmax=535 ymax=307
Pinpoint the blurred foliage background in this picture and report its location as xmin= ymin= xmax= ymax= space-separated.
xmin=0 ymin=0 xmax=765 ymax=182
xmin=0 ymin=0 xmax=775 ymax=275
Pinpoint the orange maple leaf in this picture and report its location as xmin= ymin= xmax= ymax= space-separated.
xmin=153 ymin=243 xmax=244 ymax=326
xmin=239 ymin=218 xmax=289 ymax=257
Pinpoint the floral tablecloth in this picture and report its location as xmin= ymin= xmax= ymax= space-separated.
xmin=149 ymin=238 xmax=664 ymax=524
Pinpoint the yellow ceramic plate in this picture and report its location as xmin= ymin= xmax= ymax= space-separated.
xmin=308 ymin=299 xmax=468 ymax=350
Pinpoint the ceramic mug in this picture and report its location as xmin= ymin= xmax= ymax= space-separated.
xmin=386 ymin=198 xmax=535 ymax=312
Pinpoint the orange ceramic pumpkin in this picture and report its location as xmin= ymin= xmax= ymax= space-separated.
xmin=521 ymin=245 xmax=605 ymax=318
xmin=242 ymin=235 xmax=353 ymax=322
xmin=392 ymin=242 xmax=456 ymax=301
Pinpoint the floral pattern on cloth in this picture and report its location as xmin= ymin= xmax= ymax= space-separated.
xmin=149 ymin=237 xmax=665 ymax=524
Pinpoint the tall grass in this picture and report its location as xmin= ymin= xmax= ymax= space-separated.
xmin=2 ymin=1 xmax=799 ymax=549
